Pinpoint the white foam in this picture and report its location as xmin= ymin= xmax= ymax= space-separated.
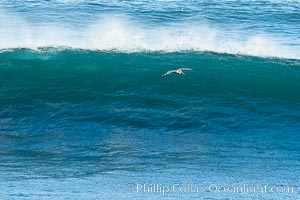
xmin=0 ymin=9 xmax=299 ymax=59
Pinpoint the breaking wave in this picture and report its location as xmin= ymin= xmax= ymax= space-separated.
xmin=0 ymin=9 xmax=299 ymax=59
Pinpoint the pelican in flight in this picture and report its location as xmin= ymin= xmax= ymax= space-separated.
xmin=161 ymin=68 xmax=192 ymax=77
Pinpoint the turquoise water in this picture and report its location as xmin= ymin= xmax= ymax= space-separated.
xmin=0 ymin=1 xmax=300 ymax=199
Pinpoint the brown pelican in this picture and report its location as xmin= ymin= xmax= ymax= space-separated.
xmin=161 ymin=68 xmax=192 ymax=76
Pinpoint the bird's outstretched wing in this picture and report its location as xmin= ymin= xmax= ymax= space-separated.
xmin=178 ymin=68 xmax=192 ymax=71
xmin=161 ymin=70 xmax=176 ymax=76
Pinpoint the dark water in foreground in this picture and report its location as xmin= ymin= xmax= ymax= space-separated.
xmin=0 ymin=50 xmax=299 ymax=199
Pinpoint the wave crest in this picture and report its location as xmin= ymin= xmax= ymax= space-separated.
xmin=0 ymin=10 xmax=298 ymax=59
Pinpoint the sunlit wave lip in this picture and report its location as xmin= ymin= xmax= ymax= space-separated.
xmin=1 ymin=46 xmax=299 ymax=61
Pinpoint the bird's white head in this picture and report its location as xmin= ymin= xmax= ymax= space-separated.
xmin=177 ymin=70 xmax=184 ymax=74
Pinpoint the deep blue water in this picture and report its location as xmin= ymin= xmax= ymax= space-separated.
xmin=0 ymin=1 xmax=300 ymax=199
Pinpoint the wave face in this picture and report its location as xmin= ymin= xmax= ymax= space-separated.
xmin=1 ymin=49 xmax=300 ymax=143
xmin=0 ymin=0 xmax=300 ymax=58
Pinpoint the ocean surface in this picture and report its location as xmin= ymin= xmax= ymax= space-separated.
xmin=0 ymin=0 xmax=300 ymax=199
